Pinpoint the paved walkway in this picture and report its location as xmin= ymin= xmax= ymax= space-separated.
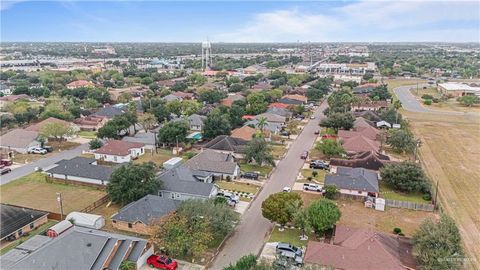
xmin=0 ymin=143 xmax=89 ymax=185
xmin=208 ymin=100 xmax=328 ymax=269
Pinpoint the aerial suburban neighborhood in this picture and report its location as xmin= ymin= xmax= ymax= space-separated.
xmin=0 ymin=1 xmax=479 ymax=270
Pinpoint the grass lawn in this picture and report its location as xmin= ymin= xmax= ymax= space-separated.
xmin=0 ymin=220 xmax=58 ymax=255
xmin=309 ymin=147 xmax=326 ymax=161
xmin=296 ymin=191 xmax=324 ymax=207
xmin=270 ymin=143 xmax=287 ymax=159
xmin=0 ymin=173 xmax=106 ymax=214
xmin=321 ymin=127 xmax=336 ymax=136
xmin=409 ymin=87 xmax=440 ymax=98
xmin=216 ymin=181 xmax=259 ymax=194
xmin=239 ymin=162 xmax=273 ymax=177
xmin=379 ymin=182 xmax=427 ymax=204
xmin=78 ymin=130 xmax=97 ymax=139
xmin=300 ymin=169 xmax=327 ymax=183
xmin=133 ymin=149 xmax=174 ymax=167
xmin=268 ymin=227 xmax=314 ymax=248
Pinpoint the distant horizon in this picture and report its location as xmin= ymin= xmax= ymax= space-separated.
xmin=1 ymin=1 xmax=478 ymax=43
xmin=1 ymin=41 xmax=479 ymax=44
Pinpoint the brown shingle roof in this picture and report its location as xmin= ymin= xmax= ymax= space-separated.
xmin=25 ymin=117 xmax=73 ymax=132
xmin=95 ymin=140 xmax=144 ymax=156
xmin=341 ymin=135 xmax=380 ymax=154
xmin=231 ymin=126 xmax=256 ymax=141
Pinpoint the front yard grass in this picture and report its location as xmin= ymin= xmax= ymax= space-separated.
xmin=270 ymin=143 xmax=287 ymax=159
xmin=78 ymin=130 xmax=97 ymax=139
xmin=0 ymin=173 xmax=106 ymax=214
xmin=379 ymin=182 xmax=428 ymax=204
xmin=0 ymin=220 xmax=58 ymax=255
xmin=300 ymin=169 xmax=327 ymax=182
xmin=239 ymin=162 xmax=273 ymax=177
xmin=216 ymin=181 xmax=259 ymax=194
xmin=133 ymin=149 xmax=174 ymax=167
xmin=268 ymin=227 xmax=314 ymax=248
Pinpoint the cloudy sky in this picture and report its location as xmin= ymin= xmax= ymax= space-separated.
xmin=1 ymin=1 xmax=479 ymax=42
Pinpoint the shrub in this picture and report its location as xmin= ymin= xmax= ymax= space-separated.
xmin=423 ymin=193 xmax=432 ymax=201
xmin=307 ymin=176 xmax=313 ymax=181
xmin=393 ymin=227 xmax=402 ymax=234
xmin=183 ymin=152 xmax=196 ymax=159
xmin=423 ymin=99 xmax=432 ymax=105
xmin=323 ymin=185 xmax=338 ymax=200
xmin=432 ymin=98 xmax=440 ymax=103
xmin=421 ymin=94 xmax=434 ymax=100
xmin=226 ymin=175 xmax=232 ymax=182
xmin=312 ymin=171 xmax=318 ymax=178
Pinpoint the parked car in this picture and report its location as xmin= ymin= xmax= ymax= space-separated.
xmin=314 ymin=130 xmax=320 ymax=135
xmin=303 ymin=183 xmax=322 ymax=192
xmin=309 ymin=115 xmax=315 ymax=119
xmin=147 ymin=255 xmax=178 ymax=270
xmin=43 ymin=146 xmax=54 ymax=153
xmin=27 ymin=147 xmax=47 ymax=155
xmin=217 ymin=191 xmax=240 ymax=204
xmin=1 ymin=168 xmax=12 ymax=175
xmin=242 ymin=172 xmax=259 ymax=180
xmin=278 ymin=250 xmax=304 ymax=267
xmin=282 ymin=187 xmax=292 ymax=192
xmin=276 ymin=242 xmax=303 ymax=257
xmin=300 ymin=151 xmax=308 ymax=159
xmin=0 ymin=159 xmax=13 ymax=166
xmin=280 ymin=131 xmax=290 ymax=137
xmin=309 ymin=160 xmax=329 ymax=170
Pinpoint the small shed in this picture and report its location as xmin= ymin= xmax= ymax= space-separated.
xmin=376 ymin=121 xmax=392 ymax=129
xmin=65 ymin=212 xmax=105 ymax=229
xmin=163 ymin=157 xmax=183 ymax=170
xmin=47 ymin=220 xmax=72 ymax=238
xmin=375 ymin=198 xmax=386 ymax=211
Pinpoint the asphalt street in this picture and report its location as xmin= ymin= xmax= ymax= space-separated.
xmin=208 ymin=100 xmax=328 ymax=269
xmin=0 ymin=143 xmax=89 ymax=185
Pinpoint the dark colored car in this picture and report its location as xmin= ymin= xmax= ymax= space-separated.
xmin=147 ymin=255 xmax=178 ymax=270
xmin=280 ymin=131 xmax=290 ymax=136
xmin=242 ymin=172 xmax=259 ymax=180
xmin=276 ymin=242 xmax=303 ymax=257
xmin=1 ymin=168 xmax=12 ymax=175
xmin=300 ymin=151 xmax=308 ymax=159
xmin=314 ymin=130 xmax=320 ymax=135
xmin=43 ymin=146 xmax=54 ymax=153
xmin=310 ymin=160 xmax=329 ymax=170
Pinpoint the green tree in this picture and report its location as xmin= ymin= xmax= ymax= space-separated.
xmin=138 ymin=112 xmax=157 ymax=132
xmin=165 ymin=100 xmax=183 ymax=116
xmin=323 ymin=185 xmax=339 ymax=199
xmin=119 ymin=261 xmax=136 ymax=270
xmin=292 ymin=206 xmax=311 ymax=240
xmin=246 ymin=92 xmax=268 ymax=115
xmin=89 ymin=138 xmax=103 ymax=150
xmin=198 ymin=88 xmax=225 ymax=104
xmin=224 ymin=255 xmax=258 ymax=270
xmin=380 ymin=107 xmax=402 ymax=124
xmin=152 ymin=102 xmax=170 ymax=123
xmin=107 ymin=162 xmax=159 ymax=205
xmin=319 ymin=112 xmax=355 ymax=131
xmin=39 ymin=122 xmax=75 ymax=142
xmin=380 ymin=161 xmax=429 ymax=193
xmin=187 ymin=73 xmax=207 ymax=86
xmin=229 ymin=103 xmax=246 ymax=127
xmin=261 ymin=192 xmax=302 ymax=227
xmin=386 ymin=128 xmax=416 ymax=153
xmin=457 ymin=95 xmax=480 ymax=107
xmin=369 ymin=85 xmax=391 ymax=100
xmin=307 ymin=199 xmax=341 ymax=234
xmin=157 ymin=120 xmax=189 ymax=146
xmin=181 ymin=100 xmax=201 ymax=116
xmin=228 ymin=83 xmax=246 ymax=93
xmin=245 ymin=137 xmax=275 ymax=166
xmin=203 ymin=111 xmax=232 ymax=139
xmin=412 ymin=215 xmax=464 ymax=270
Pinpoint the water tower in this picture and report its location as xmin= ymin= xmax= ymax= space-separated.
xmin=201 ymin=41 xmax=212 ymax=70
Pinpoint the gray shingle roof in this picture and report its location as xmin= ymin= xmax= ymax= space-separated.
xmin=266 ymin=107 xmax=292 ymax=118
xmin=203 ymin=135 xmax=248 ymax=153
xmin=188 ymin=114 xmax=207 ymax=127
xmin=93 ymin=106 xmax=125 ymax=118
xmin=185 ymin=149 xmax=238 ymax=175
xmin=1 ymin=205 xmax=48 ymax=240
xmin=0 ymin=129 xmax=39 ymax=149
xmin=112 ymin=195 xmax=180 ymax=224
xmin=278 ymin=98 xmax=303 ymax=105
xmin=46 ymin=157 xmax=114 ymax=182
xmin=244 ymin=119 xmax=282 ymax=133
xmin=325 ymin=167 xmax=379 ymax=193
xmin=255 ymin=113 xmax=286 ymax=123
xmin=4 ymin=226 xmax=148 ymax=270
xmin=158 ymin=165 xmax=215 ymax=197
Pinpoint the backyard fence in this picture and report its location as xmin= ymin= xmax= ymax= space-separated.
xmin=385 ymin=199 xmax=435 ymax=212
xmin=80 ymin=195 xmax=110 ymax=213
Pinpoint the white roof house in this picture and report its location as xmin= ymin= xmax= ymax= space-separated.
xmin=65 ymin=212 xmax=105 ymax=229
xmin=438 ymin=82 xmax=480 ymax=96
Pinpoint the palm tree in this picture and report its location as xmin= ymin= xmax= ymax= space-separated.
xmin=256 ymin=116 xmax=268 ymax=131
xmin=340 ymin=93 xmax=352 ymax=112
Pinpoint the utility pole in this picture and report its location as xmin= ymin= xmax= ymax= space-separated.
xmin=152 ymin=130 xmax=158 ymax=154
xmin=434 ymin=179 xmax=439 ymax=210
xmin=56 ymin=192 xmax=64 ymax=220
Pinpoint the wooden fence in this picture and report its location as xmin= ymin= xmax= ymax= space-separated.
xmin=80 ymin=195 xmax=110 ymax=213
xmin=385 ymin=199 xmax=435 ymax=212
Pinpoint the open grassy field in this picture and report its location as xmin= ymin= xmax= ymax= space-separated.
xmin=379 ymin=182 xmax=427 ymax=204
xmin=239 ymin=162 xmax=273 ymax=177
xmin=0 ymin=173 xmax=106 ymax=214
xmin=410 ymin=87 xmax=480 ymax=113
xmin=403 ymin=110 xmax=480 ymax=265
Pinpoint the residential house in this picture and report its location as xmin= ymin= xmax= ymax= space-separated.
xmin=122 ymin=129 xmax=160 ymax=150
xmin=255 ymin=113 xmax=286 ymax=124
xmin=202 ymin=135 xmax=248 ymax=158
xmin=268 ymin=102 xmax=290 ymax=109
xmin=0 ymin=129 xmax=41 ymax=154
xmin=266 ymin=107 xmax=292 ymax=119
xmin=161 ymin=93 xmax=183 ymax=102
xmin=73 ymin=115 xmax=106 ymax=131
xmin=221 ymin=94 xmax=245 ymax=107
xmin=305 ymin=225 xmax=416 ymax=270
xmin=93 ymin=105 xmax=125 ymax=119
xmin=341 ymin=135 xmax=381 ymax=154
xmin=329 ymin=151 xmax=392 ymax=171
xmin=278 ymin=98 xmax=304 ymax=105
xmin=231 ymin=126 xmax=256 ymax=141
xmin=252 ymin=81 xmax=273 ymax=91
xmin=111 ymin=195 xmax=181 ymax=235
xmin=354 ymin=110 xmax=382 ymax=122
xmin=25 ymin=117 xmax=80 ymax=138
xmin=325 ymin=167 xmax=379 ymax=197
xmin=244 ymin=119 xmax=282 ymax=135
xmin=157 ymin=164 xmax=217 ymax=200
xmin=94 ymin=140 xmax=145 ymax=163
xmin=352 ymin=99 xmax=389 ymax=112
xmin=187 ymin=114 xmax=207 ymax=131
xmin=0 ymin=83 xmax=12 ymax=96
xmin=1 ymin=204 xmax=48 ymax=242
xmin=45 ymin=157 xmax=114 ymax=186
xmin=1 ymin=226 xmax=153 ymax=270
xmin=66 ymin=80 xmax=95 ymax=89
xmin=438 ymin=82 xmax=480 ymax=97
xmin=282 ymin=94 xmax=307 ymax=104
xmin=376 ymin=120 xmax=392 ymax=129
xmin=185 ymin=149 xmax=240 ymax=180
xmin=172 ymin=91 xmax=195 ymax=100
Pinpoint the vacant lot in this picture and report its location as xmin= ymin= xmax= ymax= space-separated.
xmin=0 ymin=173 xmax=106 ymax=214
xmin=410 ymin=87 xmax=480 ymax=113
xmin=404 ymin=111 xmax=480 ymax=264
xmin=133 ymin=148 xmax=174 ymax=167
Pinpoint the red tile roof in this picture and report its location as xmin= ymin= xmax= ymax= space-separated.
xmin=95 ymin=140 xmax=145 ymax=156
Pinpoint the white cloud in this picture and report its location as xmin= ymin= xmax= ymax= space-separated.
xmin=0 ymin=0 xmax=25 ymax=11
xmin=214 ymin=0 xmax=480 ymax=42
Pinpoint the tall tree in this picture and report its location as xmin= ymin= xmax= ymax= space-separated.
xmin=307 ymin=199 xmax=341 ymax=234
xmin=157 ymin=120 xmax=189 ymax=146
xmin=386 ymin=128 xmax=416 ymax=153
xmin=319 ymin=112 xmax=355 ymax=131
xmin=245 ymin=137 xmax=275 ymax=166
xmin=246 ymin=92 xmax=268 ymax=115
xmin=107 ymin=162 xmax=159 ymax=205
xmin=262 ymin=192 xmax=302 ymax=227
xmin=203 ymin=110 xmax=232 ymax=139
xmin=381 ymin=161 xmax=429 ymax=193
xmin=315 ymin=139 xmax=344 ymax=158
xmin=138 ymin=112 xmax=157 ymax=132
xmin=40 ymin=122 xmax=75 ymax=142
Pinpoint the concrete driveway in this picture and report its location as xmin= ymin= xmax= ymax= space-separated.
xmin=0 ymin=143 xmax=89 ymax=185
xmin=208 ymin=100 xmax=328 ymax=269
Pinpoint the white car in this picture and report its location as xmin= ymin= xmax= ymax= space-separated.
xmin=217 ymin=191 xmax=240 ymax=204
xmin=27 ymin=147 xmax=47 ymax=155
xmin=282 ymin=187 xmax=292 ymax=192
xmin=303 ymin=183 xmax=322 ymax=192
xmin=310 ymin=115 xmax=315 ymax=119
